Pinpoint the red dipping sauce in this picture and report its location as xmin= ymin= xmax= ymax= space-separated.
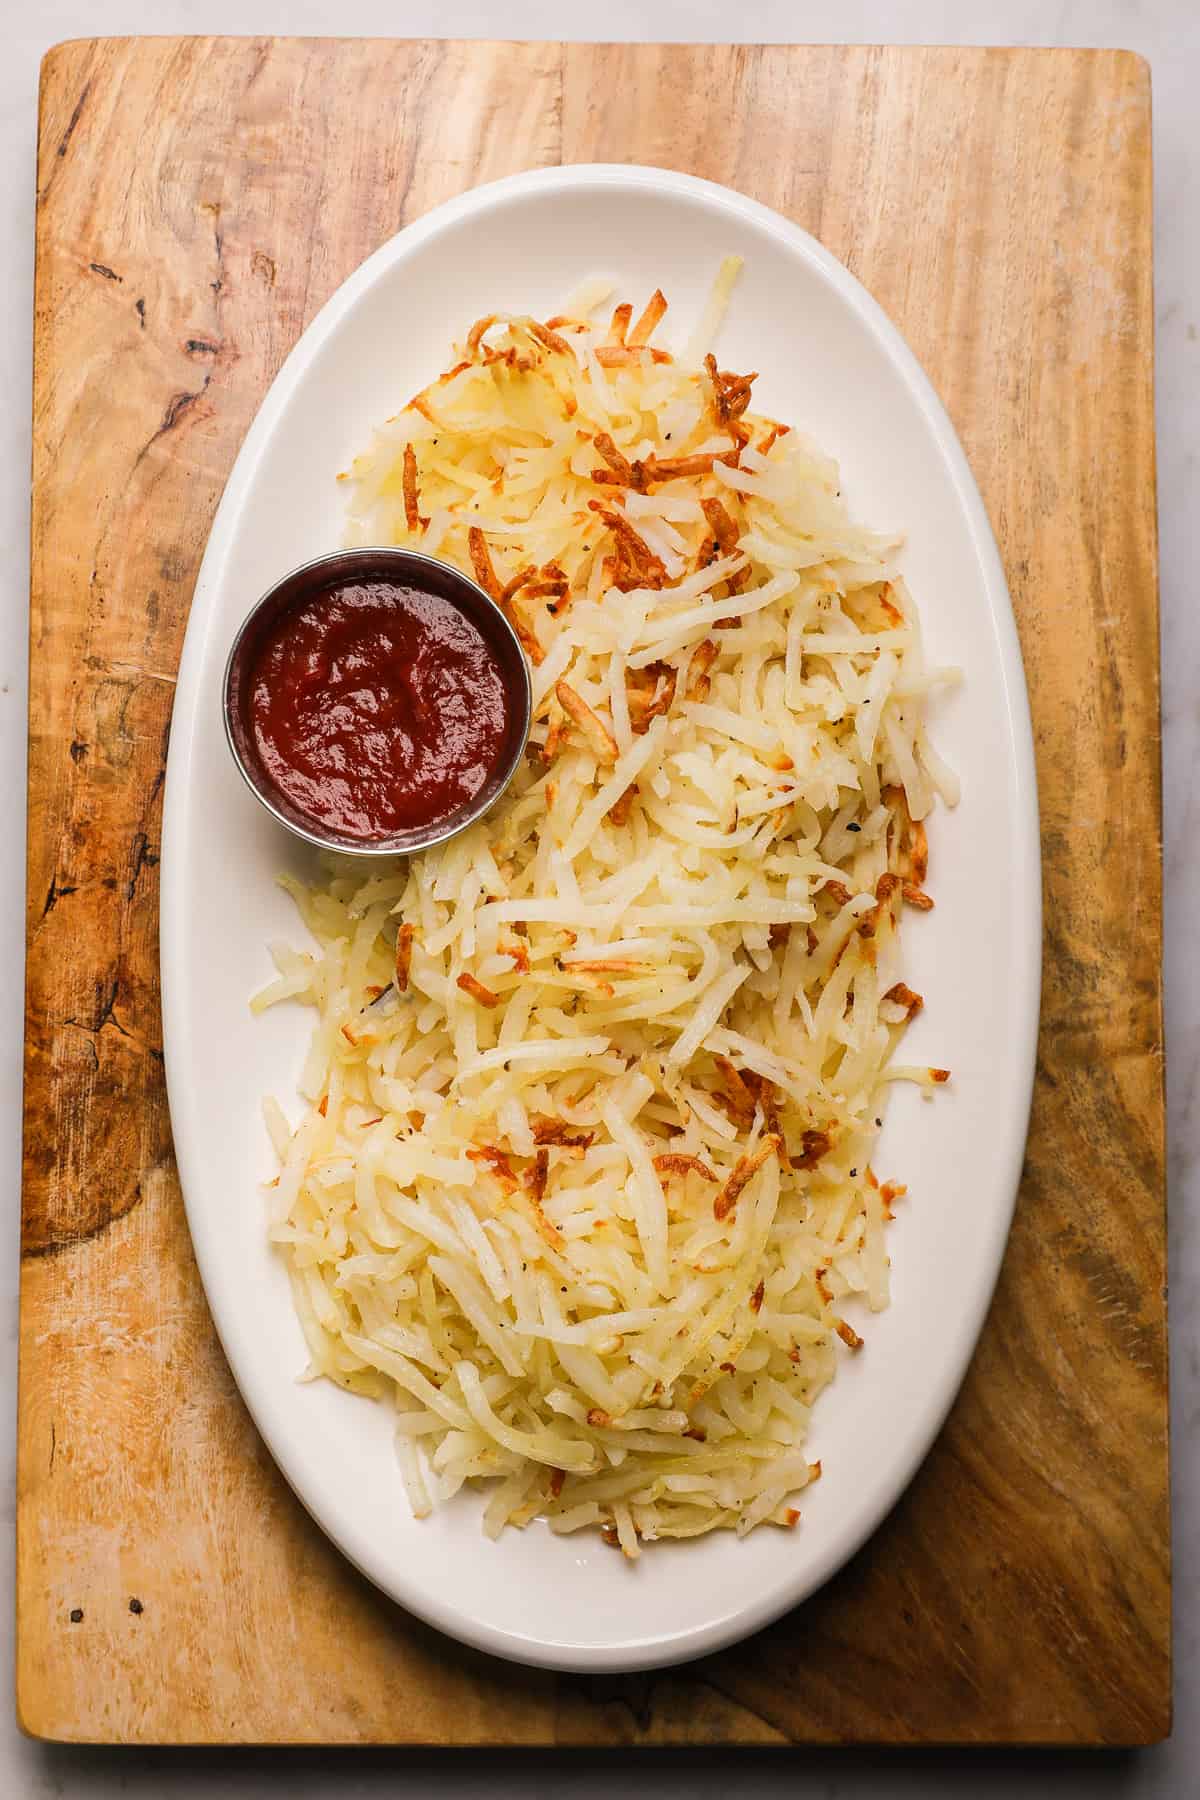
xmin=226 ymin=552 xmax=530 ymax=851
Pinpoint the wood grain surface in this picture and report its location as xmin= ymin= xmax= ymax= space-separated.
xmin=20 ymin=38 xmax=1167 ymax=1745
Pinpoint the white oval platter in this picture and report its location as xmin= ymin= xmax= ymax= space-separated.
xmin=161 ymin=165 xmax=1040 ymax=1673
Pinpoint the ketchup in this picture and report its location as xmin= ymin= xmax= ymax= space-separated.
xmin=245 ymin=577 xmax=511 ymax=842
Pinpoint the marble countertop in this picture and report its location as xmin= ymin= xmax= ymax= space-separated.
xmin=2 ymin=1 xmax=1194 ymax=1794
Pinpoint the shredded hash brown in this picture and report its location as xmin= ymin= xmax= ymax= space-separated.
xmin=256 ymin=260 xmax=959 ymax=1554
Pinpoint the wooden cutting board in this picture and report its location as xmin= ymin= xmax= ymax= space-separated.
xmin=20 ymin=38 xmax=1167 ymax=1746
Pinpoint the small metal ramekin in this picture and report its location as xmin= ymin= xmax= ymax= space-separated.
xmin=222 ymin=547 xmax=532 ymax=857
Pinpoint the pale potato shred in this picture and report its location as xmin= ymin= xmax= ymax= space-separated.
xmin=255 ymin=261 xmax=959 ymax=1555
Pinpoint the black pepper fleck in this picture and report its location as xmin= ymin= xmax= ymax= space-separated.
xmin=129 ymin=1597 xmax=143 ymax=1615
xmin=850 ymin=1167 xmax=857 ymax=1177
xmin=69 ymin=1608 xmax=83 ymax=1623
xmin=847 ymin=822 xmax=861 ymax=833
